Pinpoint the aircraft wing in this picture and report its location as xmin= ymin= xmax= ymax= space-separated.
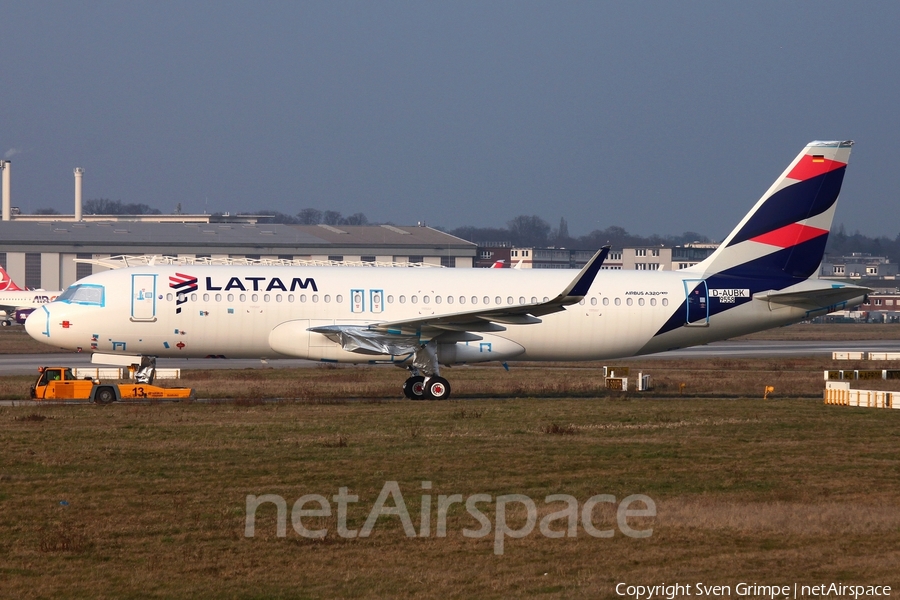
xmin=754 ymin=282 xmax=870 ymax=310
xmin=309 ymin=246 xmax=610 ymax=349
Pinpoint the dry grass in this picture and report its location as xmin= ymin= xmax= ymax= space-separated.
xmin=0 ymin=328 xmax=70 ymax=354
xmin=171 ymin=356 xmax=900 ymax=401
xmin=1 ymin=394 xmax=899 ymax=598
xmin=735 ymin=322 xmax=900 ymax=341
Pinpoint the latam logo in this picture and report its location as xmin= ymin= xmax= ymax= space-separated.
xmin=204 ymin=276 xmax=318 ymax=292
xmin=166 ymin=273 xmax=319 ymax=315
xmin=169 ymin=273 xmax=199 ymax=314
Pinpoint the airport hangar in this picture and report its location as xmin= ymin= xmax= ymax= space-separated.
xmin=0 ymin=219 xmax=477 ymax=290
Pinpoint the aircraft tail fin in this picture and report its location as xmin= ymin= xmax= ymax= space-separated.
xmin=0 ymin=266 xmax=24 ymax=291
xmin=692 ymin=141 xmax=853 ymax=281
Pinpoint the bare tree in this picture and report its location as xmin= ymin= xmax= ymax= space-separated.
xmin=507 ymin=215 xmax=551 ymax=246
xmin=323 ymin=210 xmax=343 ymax=225
xmin=297 ymin=208 xmax=323 ymax=225
xmin=345 ymin=212 xmax=368 ymax=226
xmin=83 ymin=199 xmax=161 ymax=215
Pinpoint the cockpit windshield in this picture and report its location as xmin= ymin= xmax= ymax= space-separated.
xmin=57 ymin=284 xmax=105 ymax=306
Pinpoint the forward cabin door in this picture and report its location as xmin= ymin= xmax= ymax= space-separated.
xmin=682 ymin=279 xmax=709 ymax=326
xmin=131 ymin=274 xmax=157 ymax=322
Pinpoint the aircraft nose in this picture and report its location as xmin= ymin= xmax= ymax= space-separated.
xmin=24 ymin=306 xmax=48 ymax=341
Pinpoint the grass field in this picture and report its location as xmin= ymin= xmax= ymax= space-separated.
xmin=3 ymin=379 xmax=900 ymax=597
xmin=1 ymin=323 xmax=899 ymax=598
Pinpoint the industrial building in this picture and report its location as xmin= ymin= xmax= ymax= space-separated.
xmin=820 ymin=253 xmax=898 ymax=280
xmin=0 ymin=221 xmax=477 ymax=290
xmin=0 ymin=163 xmax=476 ymax=289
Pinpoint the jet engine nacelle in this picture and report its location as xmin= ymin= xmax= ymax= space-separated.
xmin=436 ymin=335 xmax=525 ymax=364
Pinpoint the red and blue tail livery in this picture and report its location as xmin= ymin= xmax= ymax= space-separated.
xmin=651 ymin=141 xmax=859 ymax=342
xmin=698 ymin=141 xmax=852 ymax=280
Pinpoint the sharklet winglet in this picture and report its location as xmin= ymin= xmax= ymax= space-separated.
xmin=560 ymin=245 xmax=610 ymax=300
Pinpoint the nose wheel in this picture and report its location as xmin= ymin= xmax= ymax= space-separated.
xmin=403 ymin=375 xmax=452 ymax=400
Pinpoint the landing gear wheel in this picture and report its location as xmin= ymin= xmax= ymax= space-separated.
xmin=403 ymin=376 xmax=426 ymax=400
xmin=424 ymin=377 xmax=451 ymax=400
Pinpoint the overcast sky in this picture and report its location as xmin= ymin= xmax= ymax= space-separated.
xmin=2 ymin=2 xmax=898 ymax=240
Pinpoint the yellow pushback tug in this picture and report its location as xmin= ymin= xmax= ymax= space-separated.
xmin=30 ymin=365 xmax=194 ymax=404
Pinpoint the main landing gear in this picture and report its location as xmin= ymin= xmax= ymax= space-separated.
xmin=402 ymin=374 xmax=451 ymax=400
xmin=402 ymin=341 xmax=452 ymax=400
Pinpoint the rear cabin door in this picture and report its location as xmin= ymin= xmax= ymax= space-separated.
xmin=683 ymin=279 xmax=709 ymax=326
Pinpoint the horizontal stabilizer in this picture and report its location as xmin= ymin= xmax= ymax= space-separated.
xmin=754 ymin=282 xmax=869 ymax=310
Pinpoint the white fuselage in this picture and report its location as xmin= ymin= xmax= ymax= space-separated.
xmin=25 ymin=265 xmax=844 ymax=363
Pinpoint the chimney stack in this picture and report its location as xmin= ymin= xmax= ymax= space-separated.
xmin=74 ymin=167 xmax=84 ymax=221
xmin=1 ymin=160 xmax=10 ymax=221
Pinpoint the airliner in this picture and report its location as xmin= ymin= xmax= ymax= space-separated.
xmin=0 ymin=266 xmax=62 ymax=326
xmin=25 ymin=141 xmax=867 ymax=399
